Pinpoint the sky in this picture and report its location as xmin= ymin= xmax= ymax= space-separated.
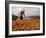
xmin=12 ymin=6 xmax=40 ymax=16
